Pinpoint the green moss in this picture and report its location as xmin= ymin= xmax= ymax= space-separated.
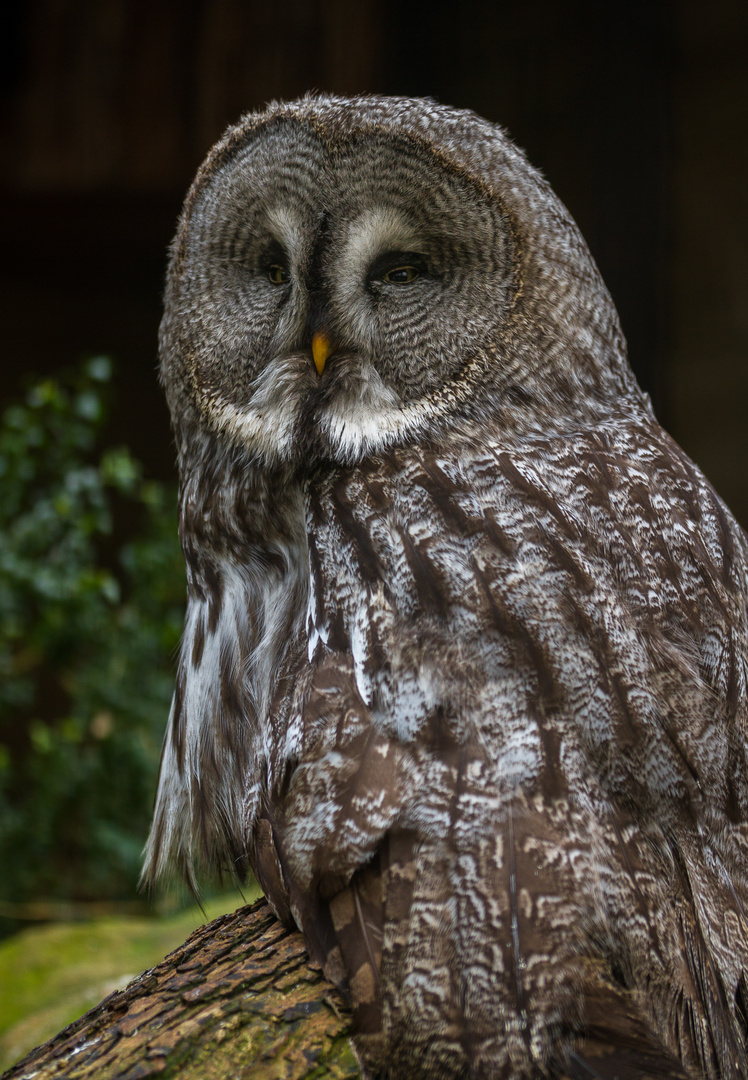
xmin=0 ymin=888 xmax=257 ymax=1071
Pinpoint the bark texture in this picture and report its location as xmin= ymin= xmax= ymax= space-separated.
xmin=1 ymin=898 xmax=360 ymax=1080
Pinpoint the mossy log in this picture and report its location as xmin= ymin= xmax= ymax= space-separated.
xmin=1 ymin=898 xmax=361 ymax=1080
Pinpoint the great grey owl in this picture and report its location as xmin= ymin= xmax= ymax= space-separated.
xmin=143 ymin=94 xmax=748 ymax=1080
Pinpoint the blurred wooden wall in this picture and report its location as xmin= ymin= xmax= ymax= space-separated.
xmin=1 ymin=0 xmax=746 ymax=521
xmin=3 ymin=0 xmax=383 ymax=191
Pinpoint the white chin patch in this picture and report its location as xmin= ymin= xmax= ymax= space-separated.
xmin=317 ymin=353 xmax=475 ymax=463
xmin=206 ymin=354 xmax=312 ymax=464
xmin=317 ymin=359 xmax=413 ymax=461
xmin=206 ymin=353 xmax=438 ymax=465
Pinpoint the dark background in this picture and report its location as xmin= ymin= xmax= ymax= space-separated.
xmin=1 ymin=0 xmax=747 ymax=521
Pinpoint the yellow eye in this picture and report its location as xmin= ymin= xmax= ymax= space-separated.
xmin=267 ymin=264 xmax=290 ymax=285
xmin=383 ymin=265 xmax=420 ymax=284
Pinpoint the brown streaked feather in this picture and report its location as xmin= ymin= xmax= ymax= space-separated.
xmin=329 ymin=858 xmax=383 ymax=1037
xmin=147 ymin=94 xmax=748 ymax=1080
xmin=563 ymin=977 xmax=693 ymax=1080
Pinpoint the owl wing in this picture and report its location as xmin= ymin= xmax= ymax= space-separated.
xmin=253 ymin=417 xmax=748 ymax=1080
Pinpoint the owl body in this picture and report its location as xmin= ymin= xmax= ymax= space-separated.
xmin=145 ymin=95 xmax=748 ymax=1078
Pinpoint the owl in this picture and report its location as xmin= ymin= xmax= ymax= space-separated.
xmin=142 ymin=95 xmax=748 ymax=1080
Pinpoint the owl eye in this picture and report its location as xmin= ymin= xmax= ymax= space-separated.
xmin=383 ymin=265 xmax=420 ymax=284
xmin=267 ymin=264 xmax=290 ymax=285
xmin=368 ymin=252 xmax=427 ymax=288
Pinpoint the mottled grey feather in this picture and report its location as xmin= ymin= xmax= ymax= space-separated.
xmin=144 ymin=94 xmax=748 ymax=1079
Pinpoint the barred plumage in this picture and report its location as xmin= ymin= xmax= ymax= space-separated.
xmin=144 ymin=94 xmax=748 ymax=1079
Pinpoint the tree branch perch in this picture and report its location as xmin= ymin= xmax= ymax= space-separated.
xmin=1 ymin=898 xmax=361 ymax=1080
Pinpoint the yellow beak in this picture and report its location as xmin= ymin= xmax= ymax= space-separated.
xmin=312 ymin=332 xmax=331 ymax=376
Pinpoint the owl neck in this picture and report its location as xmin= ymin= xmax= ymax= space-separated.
xmin=176 ymin=424 xmax=305 ymax=584
xmin=146 ymin=423 xmax=308 ymax=883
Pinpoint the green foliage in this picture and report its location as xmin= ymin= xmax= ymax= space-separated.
xmin=0 ymin=359 xmax=185 ymax=930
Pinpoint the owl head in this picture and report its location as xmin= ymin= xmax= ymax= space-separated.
xmin=160 ymin=94 xmax=641 ymax=471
